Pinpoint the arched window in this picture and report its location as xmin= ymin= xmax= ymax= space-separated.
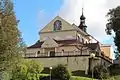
xmin=37 ymin=51 xmax=40 ymax=54
xmin=62 ymin=49 xmax=64 ymax=52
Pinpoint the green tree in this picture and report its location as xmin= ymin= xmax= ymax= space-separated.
xmin=105 ymin=6 xmax=120 ymax=59
xmin=11 ymin=60 xmax=43 ymax=80
xmin=51 ymin=64 xmax=71 ymax=80
xmin=0 ymin=0 xmax=25 ymax=79
xmin=108 ymin=64 xmax=120 ymax=76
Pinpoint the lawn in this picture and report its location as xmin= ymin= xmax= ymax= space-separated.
xmin=39 ymin=73 xmax=49 ymax=76
xmin=40 ymin=74 xmax=94 ymax=80
xmin=71 ymin=76 xmax=94 ymax=80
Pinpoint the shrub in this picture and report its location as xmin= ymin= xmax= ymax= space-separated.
xmin=41 ymin=67 xmax=50 ymax=74
xmin=39 ymin=76 xmax=50 ymax=80
xmin=108 ymin=64 xmax=120 ymax=76
xmin=107 ymin=75 xmax=120 ymax=80
xmin=10 ymin=60 xmax=43 ymax=80
xmin=113 ymin=75 xmax=120 ymax=80
xmin=51 ymin=64 xmax=71 ymax=80
xmin=94 ymin=65 xmax=110 ymax=79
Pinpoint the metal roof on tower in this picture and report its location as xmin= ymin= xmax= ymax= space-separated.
xmin=80 ymin=8 xmax=86 ymax=20
xmin=78 ymin=8 xmax=87 ymax=32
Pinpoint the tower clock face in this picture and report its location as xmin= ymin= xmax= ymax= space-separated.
xmin=54 ymin=20 xmax=62 ymax=31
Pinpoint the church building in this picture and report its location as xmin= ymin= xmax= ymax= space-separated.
xmin=25 ymin=10 xmax=113 ymax=74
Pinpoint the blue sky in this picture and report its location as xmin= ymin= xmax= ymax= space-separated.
xmin=13 ymin=0 xmax=118 ymax=47
xmin=14 ymin=0 xmax=63 ymax=45
xmin=13 ymin=0 xmax=117 ymax=59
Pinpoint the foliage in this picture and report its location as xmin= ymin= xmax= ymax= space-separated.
xmin=41 ymin=67 xmax=50 ymax=74
xmin=114 ymin=51 xmax=120 ymax=60
xmin=39 ymin=76 xmax=50 ymax=80
xmin=10 ymin=60 xmax=43 ymax=80
xmin=51 ymin=64 xmax=71 ymax=80
xmin=93 ymin=65 xmax=110 ymax=79
xmin=105 ymin=6 xmax=120 ymax=58
xmin=106 ymin=75 xmax=120 ymax=80
xmin=0 ymin=0 xmax=26 ymax=79
xmin=108 ymin=64 xmax=120 ymax=76
xmin=112 ymin=75 xmax=120 ymax=80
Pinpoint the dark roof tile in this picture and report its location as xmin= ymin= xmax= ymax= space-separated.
xmin=86 ymin=43 xmax=99 ymax=50
xmin=27 ymin=39 xmax=78 ymax=48
xmin=55 ymin=39 xmax=78 ymax=44
xmin=27 ymin=41 xmax=44 ymax=49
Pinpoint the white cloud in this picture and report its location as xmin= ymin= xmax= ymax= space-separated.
xmin=59 ymin=0 xmax=120 ymax=43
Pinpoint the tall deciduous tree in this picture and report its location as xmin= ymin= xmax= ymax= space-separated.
xmin=0 ymin=0 xmax=25 ymax=74
xmin=105 ymin=6 xmax=120 ymax=59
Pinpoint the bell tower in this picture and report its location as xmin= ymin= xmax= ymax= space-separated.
xmin=78 ymin=8 xmax=87 ymax=32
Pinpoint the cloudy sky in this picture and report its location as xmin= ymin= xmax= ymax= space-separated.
xmin=59 ymin=0 xmax=120 ymax=44
xmin=14 ymin=0 xmax=120 ymax=45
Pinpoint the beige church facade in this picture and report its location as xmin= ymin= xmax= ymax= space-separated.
xmin=25 ymin=12 xmax=113 ymax=74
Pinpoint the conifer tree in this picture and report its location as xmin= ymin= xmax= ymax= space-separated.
xmin=0 ymin=0 xmax=25 ymax=72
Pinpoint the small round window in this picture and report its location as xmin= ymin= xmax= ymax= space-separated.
xmin=54 ymin=20 xmax=62 ymax=31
